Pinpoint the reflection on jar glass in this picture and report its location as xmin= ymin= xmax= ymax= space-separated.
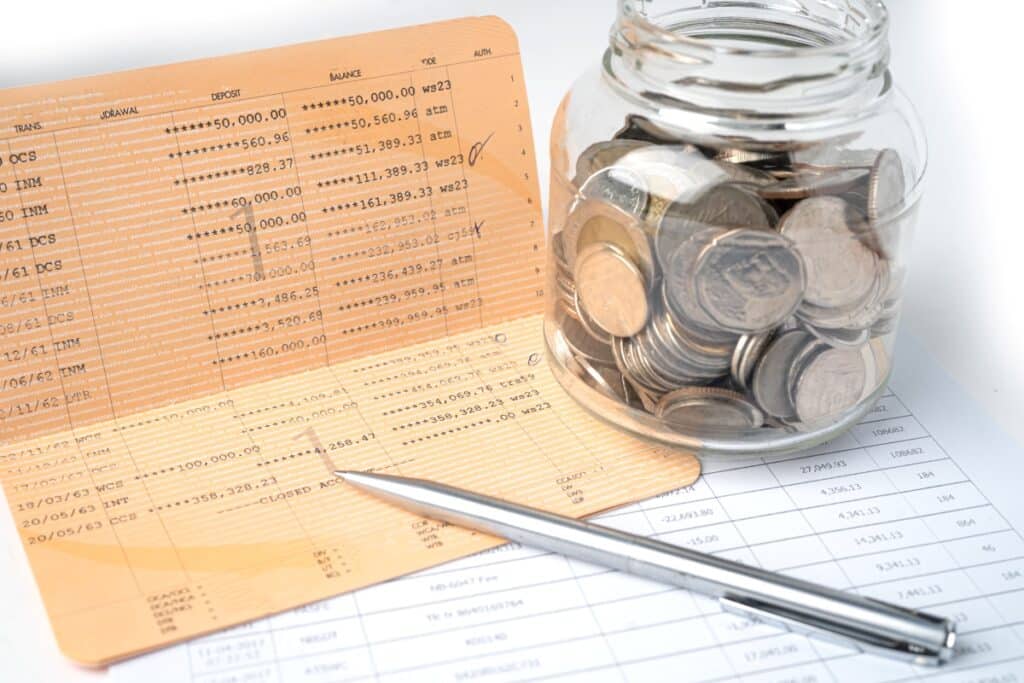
xmin=545 ymin=0 xmax=925 ymax=456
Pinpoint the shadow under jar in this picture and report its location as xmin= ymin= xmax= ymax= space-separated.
xmin=545 ymin=0 xmax=926 ymax=457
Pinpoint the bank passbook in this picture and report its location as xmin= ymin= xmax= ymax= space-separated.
xmin=0 ymin=18 xmax=700 ymax=666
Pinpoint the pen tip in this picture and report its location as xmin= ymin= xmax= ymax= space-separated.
xmin=334 ymin=470 xmax=354 ymax=479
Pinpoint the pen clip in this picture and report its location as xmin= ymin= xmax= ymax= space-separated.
xmin=719 ymin=596 xmax=955 ymax=667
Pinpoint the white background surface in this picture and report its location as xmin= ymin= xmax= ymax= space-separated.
xmin=1 ymin=1 xmax=1022 ymax=680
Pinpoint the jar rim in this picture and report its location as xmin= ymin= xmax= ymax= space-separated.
xmin=616 ymin=0 xmax=889 ymax=60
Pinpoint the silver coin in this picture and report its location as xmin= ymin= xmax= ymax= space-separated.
xmin=866 ymin=149 xmax=906 ymax=258
xmin=789 ymin=343 xmax=868 ymax=424
xmin=633 ymin=334 xmax=686 ymax=391
xmin=611 ymin=335 xmax=633 ymax=376
xmin=575 ymin=241 xmax=650 ymax=338
xmin=694 ymin=228 xmax=806 ymax=334
xmin=867 ymin=336 xmax=891 ymax=387
xmin=623 ymin=374 xmax=660 ymax=413
xmin=634 ymin=327 xmax=692 ymax=385
xmin=555 ymin=303 xmax=616 ymax=367
xmin=656 ymin=183 xmax=775 ymax=268
xmin=870 ymin=290 xmax=901 ymax=338
xmin=759 ymin=168 xmax=869 ymax=201
xmin=574 ymin=139 xmax=651 ymax=182
xmin=655 ymin=387 xmax=765 ymax=430
xmin=575 ymin=355 xmax=631 ymax=404
xmin=636 ymin=351 xmax=686 ymax=393
xmin=658 ymin=282 xmax=738 ymax=346
xmin=654 ymin=306 xmax=734 ymax=370
xmin=803 ymin=323 xmax=870 ymax=349
xmin=791 ymin=253 xmax=888 ymax=331
xmin=552 ymin=231 xmax=570 ymax=274
xmin=663 ymin=228 xmax=727 ymax=332
xmin=573 ymin=288 xmax=613 ymax=345
xmin=714 ymin=148 xmax=789 ymax=167
xmin=711 ymin=161 xmax=777 ymax=187
xmin=790 ymin=147 xmax=881 ymax=171
xmin=871 ymin=314 xmax=899 ymax=338
xmin=643 ymin=320 xmax=723 ymax=383
xmin=868 ymin=149 xmax=906 ymax=223
xmin=617 ymin=147 xmax=729 ymax=227
xmin=579 ymin=165 xmax=650 ymax=216
xmin=778 ymin=197 xmax=878 ymax=311
xmin=562 ymin=197 xmax=656 ymax=283
xmin=556 ymin=276 xmax=578 ymax=320
xmin=843 ymin=257 xmax=891 ymax=330
xmin=750 ymin=330 xmax=813 ymax=420
xmin=623 ymin=336 xmax=677 ymax=393
xmin=730 ymin=331 xmax=774 ymax=390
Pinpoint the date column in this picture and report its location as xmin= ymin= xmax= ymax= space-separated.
xmin=0 ymin=132 xmax=155 ymax=612
xmin=0 ymin=137 xmax=104 ymax=442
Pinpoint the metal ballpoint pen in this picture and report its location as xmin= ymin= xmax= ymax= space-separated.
xmin=335 ymin=470 xmax=957 ymax=666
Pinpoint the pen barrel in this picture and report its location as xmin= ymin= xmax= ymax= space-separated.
xmin=343 ymin=472 xmax=956 ymax=666
xmin=406 ymin=481 xmax=956 ymax=665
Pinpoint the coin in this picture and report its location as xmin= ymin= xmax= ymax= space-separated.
xmin=552 ymin=114 xmax=911 ymax=440
xmin=552 ymin=231 xmax=570 ymax=273
xmin=631 ymin=338 xmax=684 ymax=392
xmin=655 ymin=387 xmax=764 ymax=430
xmin=576 ymin=355 xmax=632 ymax=403
xmin=868 ymin=149 xmax=906 ymax=223
xmin=714 ymin=148 xmax=790 ymax=168
xmin=871 ymin=289 xmax=901 ymax=338
xmin=867 ymin=336 xmax=891 ymax=386
xmin=643 ymin=317 xmax=724 ymax=383
xmin=791 ymin=251 xmax=888 ymax=332
xmin=555 ymin=303 xmax=616 ymax=366
xmin=563 ymin=197 xmax=656 ymax=283
xmin=555 ymin=272 xmax=578 ymax=318
xmin=790 ymin=147 xmax=880 ymax=171
xmin=618 ymin=336 xmax=675 ymax=393
xmin=575 ymin=241 xmax=650 ymax=337
xmin=579 ymin=165 xmax=650 ymax=216
xmin=617 ymin=146 xmax=729 ymax=226
xmin=654 ymin=305 xmax=735 ymax=370
xmin=573 ymin=288 xmax=613 ymax=344
xmin=759 ymin=168 xmax=869 ymax=201
xmin=750 ymin=330 xmax=813 ymax=419
xmin=658 ymin=282 xmax=738 ymax=346
xmin=634 ymin=327 xmax=692 ymax=385
xmin=711 ymin=161 xmax=777 ymax=187
xmin=866 ymin=149 xmax=906 ymax=258
xmin=789 ymin=343 xmax=867 ymax=423
xmin=694 ymin=228 xmax=806 ymax=334
xmin=778 ymin=197 xmax=878 ymax=311
xmin=730 ymin=331 xmax=775 ymax=390
xmin=663 ymin=228 xmax=727 ymax=332
xmin=803 ymin=323 xmax=870 ymax=349
xmin=574 ymin=139 xmax=651 ymax=182
xmin=624 ymin=375 xmax=660 ymax=412
xmin=656 ymin=183 xmax=775 ymax=267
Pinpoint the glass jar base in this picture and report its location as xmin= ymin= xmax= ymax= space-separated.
xmin=545 ymin=335 xmax=889 ymax=459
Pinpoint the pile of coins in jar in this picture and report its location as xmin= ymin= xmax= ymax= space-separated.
xmin=549 ymin=115 xmax=905 ymax=434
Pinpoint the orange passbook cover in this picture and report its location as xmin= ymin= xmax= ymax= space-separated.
xmin=0 ymin=17 xmax=699 ymax=665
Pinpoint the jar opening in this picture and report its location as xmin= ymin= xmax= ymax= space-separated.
xmin=618 ymin=0 xmax=888 ymax=57
xmin=608 ymin=0 xmax=892 ymax=120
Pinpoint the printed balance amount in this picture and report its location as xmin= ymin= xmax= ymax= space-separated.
xmin=0 ymin=67 xmax=511 ymax=439
xmin=1 ymin=331 xmax=552 ymax=532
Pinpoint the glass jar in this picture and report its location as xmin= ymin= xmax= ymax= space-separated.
xmin=545 ymin=0 xmax=925 ymax=456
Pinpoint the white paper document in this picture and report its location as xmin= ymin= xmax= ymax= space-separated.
xmin=111 ymin=336 xmax=1024 ymax=682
